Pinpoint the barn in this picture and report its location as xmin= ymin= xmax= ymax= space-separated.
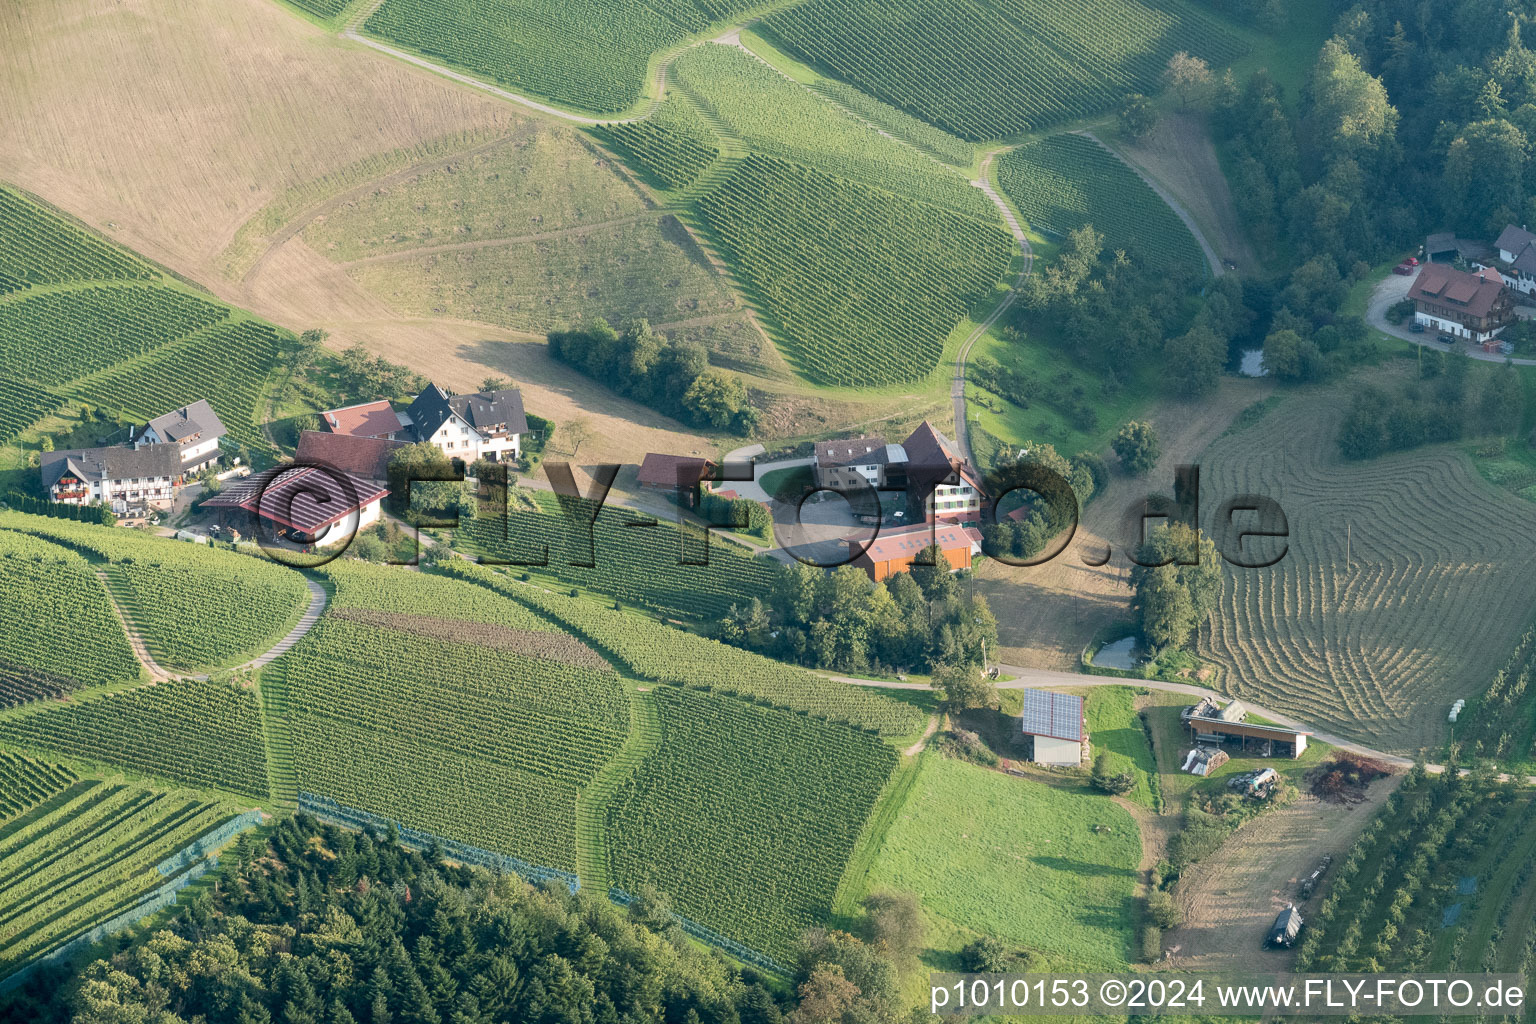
xmin=1019 ymin=688 xmax=1088 ymax=766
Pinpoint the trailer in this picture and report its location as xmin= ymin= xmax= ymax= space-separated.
xmin=1268 ymin=905 xmax=1303 ymax=948
xmin=1298 ymin=854 xmax=1333 ymax=900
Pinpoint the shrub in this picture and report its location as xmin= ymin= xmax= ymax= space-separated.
xmin=1146 ymin=889 xmax=1182 ymax=928
xmin=1139 ymin=923 xmax=1163 ymax=963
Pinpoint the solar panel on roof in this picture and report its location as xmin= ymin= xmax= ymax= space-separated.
xmin=1019 ymin=688 xmax=1084 ymax=741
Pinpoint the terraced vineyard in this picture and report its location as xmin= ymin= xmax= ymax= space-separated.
xmin=600 ymin=97 xmax=720 ymax=190
xmin=762 ymin=0 xmax=1246 ymax=140
xmin=73 ymin=319 xmax=286 ymax=451
xmin=0 ymin=529 xmax=140 ymax=701
xmin=0 ymin=780 xmax=238 ymax=981
xmin=671 ymin=45 xmax=990 ymax=217
xmin=697 ymin=154 xmax=1012 ymax=385
xmin=320 ymin=557 xmax=558 ymax=633
xmin=606 ymin=686 xmax=897 ymax=961
xmin=440 ymin=560 xmax=926 ymax=735
xmin=8 ymin=514 xmax=311 ymax=673
xmin=0 ymin=678 xmax=270 ymax=798
xmin=0 ymin=186 xmax=153 ymax=286
xmin=0 ymin=750 xmax=76 ymax=822
xmin=998 ymin=133 xmax=1206 ymax=272
xmin=266 ymin=614 xmax=630 ymax=870
xmin=458 ymin=491 xmax=779 ymax=619
xmin=1197 ymin=384 xmax=1536 ymax=752
xmin=362 ymin=0 xmax=758 ymax=114
xmin=0 ymin=185 xmax=288 ymax=450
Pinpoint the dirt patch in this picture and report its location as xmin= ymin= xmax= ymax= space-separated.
xmin=1118 ymin=113 xmax=1257 ymax=272
xmin=329 ymin=606 xmax=611 ymax=671
xmin=1163 ymin=777 xmax=1401 ymax=970
xmin=979 ymin=377 xmax=1273 ymax=670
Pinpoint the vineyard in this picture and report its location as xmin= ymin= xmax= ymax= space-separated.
xmin=457 ymin=491 xmax=779 ymax=619
xmin=670 ymin=45 xmax=990 ymax=218
xmin=605 ymin=686 xmax=897 ymax=960
xmin=1296 ymin=769 xmax=1536 ymax=983
xmin=361 ymin=0 xmax=757 ymax=114
xmin=0 ymin=529 xmax=140 ymax=700
xmin=0 ymin=779 xmax=238 ymax=981
xmin=266 ymin=614 xmax=630 ymax=870
xmin=811 ymin=78 xmax=975 ymax=167
xmin=0 ymin=186 xmax=153 ymax=287
xmin=439 ymin=560 xmax=927 ymax=735
xmin=0 ymin=678 xmax=270 ymax=799
xmin=761 ymin=0 xmax=1247 ymax=140
xmin=997 ymin=133 xmax=1206 ymax=272
xmin=0 ymin=750 xmax=76 ymax=822
xmin=1197 ymin=382 xmax=1536 ymax=752
xmin=7 ymin=514 xmax=311 ymax=673
xmin=600 ymin=97 xmax=720 ymax=190
xmin=282 ymin=0 xmax=352 ymax=22
xmin=1448 ymin=619 xmax=1536 ymax=773
xmin=72 ymin=319 xmax=285 ymax=452
xmin=319 ymin=557 xmax=559 ymax=634
xmin=696 ymin=154 xmax=1012 ymax=386
xmin=0 ymin=185 xmax=288 ymax=452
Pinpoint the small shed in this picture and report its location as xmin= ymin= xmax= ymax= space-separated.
xmin=1019 ymin=688 xmax=1088 ymax=766
xmin=1268 ymin=905 xmax=1303 ymax=948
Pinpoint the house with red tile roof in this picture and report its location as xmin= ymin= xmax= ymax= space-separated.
xmin=1409 ymin=263 xmax=1514 ymax=343
xmin=320 ymin=399 xmax=404 ymax=440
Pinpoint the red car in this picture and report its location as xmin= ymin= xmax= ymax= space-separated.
xmin=1404 ymin=256 xmax=1421 ymax=265
xmin=1393 ymin=263 xmax=1414 ymax=275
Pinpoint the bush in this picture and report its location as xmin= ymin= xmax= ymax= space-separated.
xmin=1139 ymin=923 xmax=1163 ymax=963
xmin=1146 ymin=889 xmax=1182 ymax=928
xmin=935 ymin=728 xmax=998 ymax=767
xmin=1090 ymin=752 xmax=1136 ymax=794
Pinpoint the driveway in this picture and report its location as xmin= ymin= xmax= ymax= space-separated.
xmin=720 ymin=456 xmax=815 ymax=503
xmin=1366 ymin=272 xmax=1536 ymax=366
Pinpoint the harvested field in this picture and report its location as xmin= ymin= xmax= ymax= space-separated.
xmin=328 ymin=607 xmax=610 ymax=671
xmin=1198 ymin=376 xmax=1536 ymax=752
xmin=1164 ymin=779 xmax=1399 ymax=970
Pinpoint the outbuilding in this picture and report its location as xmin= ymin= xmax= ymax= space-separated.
xmin=1019 ymin=688 xmax=1088 ymax=766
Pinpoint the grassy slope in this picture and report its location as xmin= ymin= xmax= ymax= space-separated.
xmin=1084 ymin=687 xmax=1160 ymax=810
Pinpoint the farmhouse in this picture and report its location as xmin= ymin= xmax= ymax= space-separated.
xmin=1181 ymin=695 xmax=1309 ymax=758
xmin=40 ymin=443 xmax=184 ymax=513
xmin=846 ymin=520 xmax=982 ymax=582
xmin=320 ymin=399 xmax=404 ymax=440
xmin=637 ymin=454 xmax=716 ymax=506
xmin=129 ymin=399 xmax=226 ymax=474
xmin=809 ymin=421 xmax=985 ymax=519
xmin=1019 ymin=688 xmax=1088 ymax=766
xmin=1408 ymin=263 xmax=1515 ymax=343
xmin=202 ymin=462 xmax=388 ymax=547
xmin=399 ymin=383 xmax=528 ymax=463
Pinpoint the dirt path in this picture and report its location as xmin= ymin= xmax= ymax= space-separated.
xmin=94 ymin=569 xmax=172 ymax=683
xmin=904 ymin=714 xmax=942 ymax=756
xmin=1163 ymin=781 xmax=1400 ymax=970
xmin=1077 ymin=130 xmax=1222 ymax=279
xmin=334 ymin=211 xmax=670 ymax=267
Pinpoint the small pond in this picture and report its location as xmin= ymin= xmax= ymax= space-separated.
xmin=1238 ymin=349 xmax=1268 ymax=377
xmin=1094 ymin=636 xmax=1143 ymax=670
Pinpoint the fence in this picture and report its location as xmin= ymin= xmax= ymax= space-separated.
xmin=297 ymin=793 xmax=580 ymax=891
xmin=0 ymin=811 xmax=263 ymax=994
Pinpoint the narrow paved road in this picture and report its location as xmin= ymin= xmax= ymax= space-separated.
xmin=830 ymin=664 xmax=1536 ymax=784
xmin=237 ymin=580 xmax=328 ymax=670
xmin=1077 ymin=130 xmax=1223 ymax=279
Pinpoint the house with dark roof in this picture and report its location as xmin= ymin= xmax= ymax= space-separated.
xmin=41 ymin=443 xmax=184 ymax=513
xmin=399 ymin=383 xmax=528 ymax=463
xmin=320 ymin=400 xmax=404 ymax=440
xmin=1019 ymin=688 xmax=1088 ymax=766
xmin=1491 ymin=224 xmax=1536 ymax=295
xmin=295 ymin=430 xmax=405 ymax=482
xmin=1408 ymin=263 xmax=1514 ymax=343
xmin=813 ymin=436 xmax=907 ymax=492
xmin=202 ymin=462 xmax=389 ymax=547
xmin=846 ymin=520 xmax=982 ymax=582
xmin=130 ymin=400 xmax=226 ymax=474
xmin=900 ymin=421 xmax=986 ymax=521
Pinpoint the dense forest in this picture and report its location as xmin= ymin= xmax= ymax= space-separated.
xmin=0 ymin=817 xmax=922 ymax=1024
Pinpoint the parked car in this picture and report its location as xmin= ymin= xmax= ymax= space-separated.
xmin=1438 ymin=333 xmax=1456 ymax=344
xmin=1404 ymin=256 xmax=1420 ymax=266
xmin=1393 ymin=263 xmax=1414 ymax=275
xmin=1409 ymin=321 xmax=1425 ymax=333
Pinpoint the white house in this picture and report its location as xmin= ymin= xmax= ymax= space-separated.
xmin=902 ymin=421 xmax=985 ymax=520
xmin=131 ymin=400 xmax=227 ymax=474
xmin=40 ymin=444 xmax=184 ymax=513
xmin=1494 ymin=225 xmax=1536 ymax=295
xmin=399 ymin=383 xmax=528 ymax=463
xmin=813 ymin=436 xmax=906 ymax=492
